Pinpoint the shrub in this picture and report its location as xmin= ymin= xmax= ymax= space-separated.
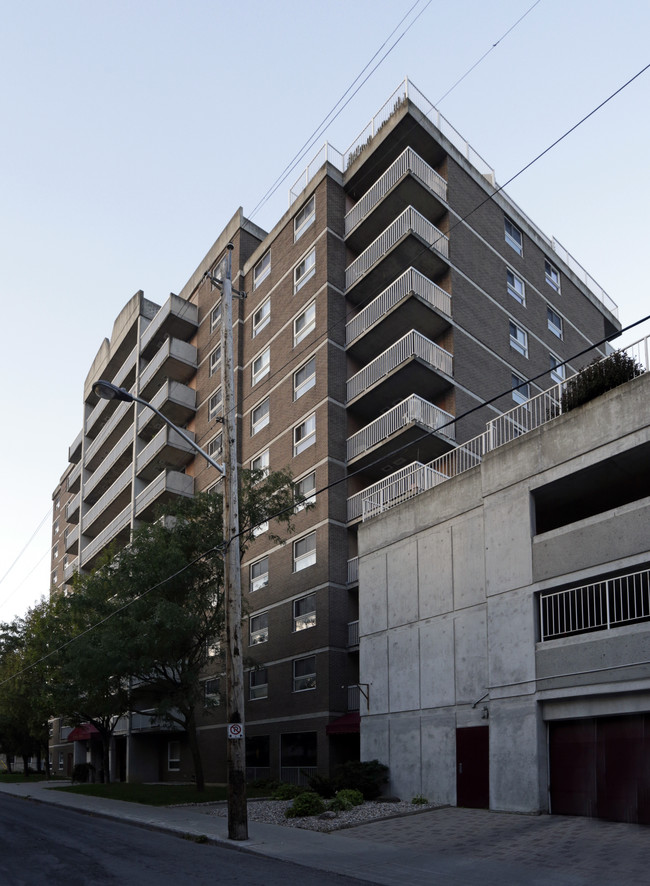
xmin=272 ymin=782 xmax=308 ymax=801
xmin=336 ymin=788 xmax=364 ymax=807
xmin=285 ymin=791 xmax=326 ymax=818
xmin=411 ymin=795 xmax=429 ymax=805
xmin=307 ymin=773 xmax=337 ymax=798
xmin=249 ymin=777 xmax=280 ymax=793
xmin=561 ymin=351 xmax=643 ymax=414
xmin=334 ymin=759 xmax=389 ymax=800
xmin=328 ymin=794 xmax=353 ymax=812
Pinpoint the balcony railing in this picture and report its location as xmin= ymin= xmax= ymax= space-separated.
xmin=347 ymin=557 xmax=359 ymax=584
xmin=84 ymin=399 xmax=132 ymax=468
xmin=80 ymin=504 xmax=131 ymax=566
xmin=83 ymin=423 xmax=134 ymax=500
xmin=134 ymin=469 xmax=194 ymax=518
xmin=139 ymin=338 xmax=197 ymax=395
xmin=540 ymin=568 xmax=650 ymax=642
xmin=347 ymin=330 xmax=453 ymax=403
xmin=360 ymin=461 xmax=451 ymax=521
xmin=280 ymin=767 xmax=317 ymax=786
xmin=348 ymin=462 xmax=425 ymax=521
xmin=63 ymin=557 xmax=78 ymax=583
xmin=64 ymin=524 xmax=79 ymax=553
xmin=68 ymin=429 xmax=83 ymax=464
xmin=348 ymin=685 xmax=360 ymax=711
xmin=347 ymin=395 xmax=455 ymax=461
xmin=346 ymin=267 xmax=450 ymax=348
xmin=67 ymin=460 xmax=82 ymax=493
xmin=140 ymin=294 xmax=198 ymax=358
xmin=348 ymin=620 xmax=360 ymax=647
xmin=345 ymin=147 xmax=447 ymax=235
xmin=81 ymin=465 xmax=132 ymax=534
xmin=135 ymin=425 xmax=195 ymax=478
xmin=65 ymin=492 xmax=80 ymax=523
xmin=345 ymin=206 xmax=448 ymax=292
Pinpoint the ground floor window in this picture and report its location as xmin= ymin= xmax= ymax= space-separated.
xmin=246 ymin=735 xmax=270 ymax=779
xmin=168 ymin=740 xmax=181 ymax=771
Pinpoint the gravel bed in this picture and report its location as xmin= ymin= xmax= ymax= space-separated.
xmin=207 ymin=798 xmax=440 ymax=832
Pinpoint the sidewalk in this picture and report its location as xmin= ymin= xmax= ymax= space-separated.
xmin=0 ymin=780 xmax=648 ymax=886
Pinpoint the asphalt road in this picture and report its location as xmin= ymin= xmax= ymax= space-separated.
xmin=0 ymin=794 xmax=363 ymax=886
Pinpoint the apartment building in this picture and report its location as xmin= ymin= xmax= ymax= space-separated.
xmin=51 ymin=79 xmax=621 ymax=783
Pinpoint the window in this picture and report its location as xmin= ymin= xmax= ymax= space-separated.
xmin=207 ymin=639 xmax=221 ymax=657
xmin=209 ymin=344 xmax=221 ymax=376
xmin=294 ymin=532 xmax=316 ymax=572
xmin=207 ymin=433 xmax=223 ymax=459
xmin=509 ymin=321 xmax=528 ymax=357
xmin=168 ymin=740 xmax=181 ymax=771
xmin=208 ymin=388 xmax=222 ymax=421
xmin=58 ymin=752 xmax=64 ymax=771
xmin=252 ymin=347 xmax=270 ymax=386
xmin=293 ymin=357 xmax=316 ymax=400
xmin=252 ymin=298 xmax=270 ymax=337
xmin=294 ymin=195 xmax=315 ymax=241
xmin=64 ymin=527 xmax=69 ymax=544
xmin=550 ymin=353 xmax=565 ymax=384
xmin=250 ymin=556 xmax=269 ymax=591
xmin=53 ymin=520 xmax=59 ymax=535
xmin=506 ymin=269 xmax=525 ymax=305
xmin=53 ymin=543 xmax=58 ymax=560
xmin=294 ymin=302 xmax=316 ymax=346
xmin=63 ymin=555 xmax=68 ymax=569
xmin=250 ymin=612 xmax=269 ymax=645
xmin=293 ymin=656 xmax=316 ymax=692
xmin=55 ymin=497 xmax=60 ymax=510
xmin=253 ymin=251 xmax=271 ymax=289
xmin=294 ymin=472 xmax=316 ymax=511
xmin=545 ymin=260 xmax=561 ymax=292
xmin=547 ymin=307 xmax=563 ymax=339
xmin=251 ymin=450 xmax=269 ymax=478
xmin=294 ymin=248 xmax=315 ymax=293
xmin=207 ymin=480 xmax=222 ymax=496
xmin=51 ymin=570 xmax=57 ymax=586
xmin=505 ymin=218 xmax=522 ymax=254
xmin=294 ymin=414 xmax=315 ymax=455
xmin=294 ymin=594 xmax=316 ymax=632
xmin=251 ymin=398 xmax=270 ymax=435
xmin=211 ymin=301 xmax=222 ymax=332
xmin=511 ymin=372 xmax=530 ymax=406
xmin=204 ymin=678 xmax=220 ymax=703
xmin=250 ymin=668 xmax=268 ymax=700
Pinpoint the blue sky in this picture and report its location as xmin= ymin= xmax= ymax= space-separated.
xmin=1 ymin=0 xmax=649 ymax=623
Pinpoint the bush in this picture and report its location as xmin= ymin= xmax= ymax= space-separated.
xmin=335 ymin=788 xmax=364 ymax=807
xmin=411 ymin=795 xmax=429 ymax=805
xmin=248 ymin=777 xmax=280 ymax=793
xmin=307 ymin=773 xmax=337 ymax=798
xmin=285 ymin=791 xmax=326 ymax=818
xmin=272 ymin=782 xmax=309 ymax=801
xmin=328 ymin=794 xmax=354 ymax=812
xmin=561 ymin=351 xmax=643 ymax=413
xmin=334 ymin=759 xmax=389 ymax=800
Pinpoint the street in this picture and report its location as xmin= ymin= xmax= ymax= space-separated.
xmin=0 ymin=794 xmax=362 ymax=886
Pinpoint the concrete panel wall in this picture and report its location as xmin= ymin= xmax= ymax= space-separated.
xmin=451 ymin=513 xmax=485 ymax=609
xmin=418 ymin=528 xmax=453 ymax=617
xmin=420 ymin=617 xmax=455 ymax=708
xmin=454 ymin=608 xmax=488 ymax=703
xmin=489 ymin=696 xmax=545 ymax=813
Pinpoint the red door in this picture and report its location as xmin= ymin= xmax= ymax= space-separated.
xmin=456 ymin=726 xmax=489 ymax=809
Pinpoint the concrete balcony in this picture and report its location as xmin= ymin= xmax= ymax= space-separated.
xmin=345 ymin=206 xmax=449 ymax=305
xmin=135 ymin=469 xmax=194 ymax=520
xmin=347 ymin=557 xmax=359 ymax=585
xmin=83 ymin=423 xmax=134 ymax=505
xmin=347 ymin=330 xmax=453 ymax=418
xmin=81 ymin=465 xmax=132 ymax=538
xmin=67 ymin=460 xmax=82 ymax=494
xmin=68 ymin=429 xmax=82 ymax=465
xmin=65 ymin=492 xmax=80 ymax=524
xmin=139 ymin=338 xmax=197 ymax=400
xmin=64 ymin=524 xmax=79 ymax=554
xmin=346 ymin=267 xmax=451 ymax=363
xmin=63 ymin=557 xmax=79 ymax=583
xmin=85 ymin=346 xmax=138 ymax=439
xmin=140 ymin=294 xmax=198 ymax=360
xmin=80 ymin=504 xmax=132 ymax=570
xmin=347 ymin=395 xmax=455 ymax=474
xmin=348 ymin=620 xmax=359 ymax=647
xmin=136 ymin=425 xmax=196 ymax=482
xmin=345 ymin=146 xmax=447 ymax=250
xmin=84 ymin=399 xmax=133 ymax=471
xmin=137 ymin=380 xmax=196 ymax=442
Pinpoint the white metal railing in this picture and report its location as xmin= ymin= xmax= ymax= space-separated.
xmin=540 ymin=567 xmax=650 ymax=641
xmin=280 ymin=766 xmax=317 ymax=786
xmin=362 ymin=462 xmax=450 ymax=520
xmin=348 ymin=620 xmax=360 ymax=646
xmin=348 ymin=462 xmax=425 ymax=521
xmin=551 ymin=238 xmax=618 ymax=319
xmin=346 ymin=267 xmax=450 ymax=347
xmin=347 ymin=395 xmax=455 ymax=461
xmin=345 ymin=206 xmax=449 ymax=291
xmin=81 ymin=465 xmax=132 ymax=533
xmin=347 ymin=557 xmax=359 ymax=584
xmin=345 ymin=147 xmax=447 ymax=235
xmin=348 ymin=685 xmax=360 ymax=711
xmin=83 ymin=423 xmax=134 ymax=499
xmin=347 ymin=330 xmax=453 ymax=402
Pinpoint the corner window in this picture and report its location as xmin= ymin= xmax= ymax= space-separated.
xmin=207 ymin=433 xmax=222 ymax=459
xmin=209 ymin=344 xmax=221 ymax=376
xmin=294 ymin=472 xmax=316 ymax=511
xmin=506 ymin=269 xmax=525 ymax=305
xmin=545 ymin=260 xmax=561 ymax=293
xmin=293 ymin=357 xmax=316 ymax=400
xmin=293 ymin=532 xmax=316 ymax=572
xmin=509 ymin=321 xmax=528 ymax=357
xmin=253 ymin=251 xmax=271 ymax=289
xmin=250 ymin=668 xmax=268 ymax=700
xmin=250 ymin=612 xmax=269 ymax=646
xmin=294 ymin=248 xmax=315 ymax=293
xmin=293 ymin=414 xmax=315 ymax=455
xmin=293 ymin=594 xmax=316 ymax=632
xmin=210 ymin=301 xmax=222 ymax=332
xmin=250 ymin=556 xmax=269 ymax=592
xmin=293 ymin=656 xmax=316 ymax=692
xmin=511 ymin=372 xmax=530 ymax=406
xmin=252 ymin=298 xmax=270 ymax=337
xmin=294 ymin=195 xmax=315 ymax=242
xmin=550 ymin=353 xmax=565 ymax=384
xmin=208 ymin=388 xmax=222 ymax=421
xmin=251 ymin=398 xmax=270 ymax=435
xmin=251 ymin=450 xmax=269 ymax=478
xmin=505 ymin=218 xmax=522 ymax=255
xmin=168 ymin=741 xmax=181 ymax=771
xmin=547 ymin=307 xmax=563 ymax=339
xmin=294 ymin=302 xmax=316 ymax=346
xmin=252 ymin=347 xmax=270 ymax=386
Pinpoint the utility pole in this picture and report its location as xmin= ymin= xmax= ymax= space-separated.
xmin=220 ymin=243 xmax=248 ymax=840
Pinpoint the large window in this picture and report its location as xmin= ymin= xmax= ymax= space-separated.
xmin=294 ymin=195 xmax=315 ymax=242
xmin=294 ymin=302 xmax=316 ymax=346
xmin=293 ymin=594 xmax=316 ymax=632
xmin=251 ymin=398 xmax=270 ymax=435
xmin=207 ymin=433 xmax=222 ymax=459
xmin=293 ymin=533 xmax=316 ymax=572
xmin=249 ymin=668 xmax=268 ymax=700
xmin=293 ymin=656 xmax=316 ymax=692
xmin=208 ymin=388 xmax=222 ymax=421
xmin=294 ymin=472 xmax=316 ymax=511
xmin=547 ymin=307 xmax=563 ymax=339
xmin=252 ymin=347 xmax=270 ymax=386
xmin=506 ymin=269 xmax=525 ymax=305
xmin=293 ymin=357 xmax=316 ymax=400
xmin=209 ymin=344 xmax=221 ymax=376
xmin=511 ymin=372 xmax=530 ymax=406
xmin=509 ymin=321 xmax=528 ymax=357
xmin=250 ymin=556 xmax=269 ymax=591
xmin=294 ymin=248 xmax=315 ymax=293
xmin=210 ymin=301 xmax=222 ymax=332
xmin=545 ymin=260 xmax=561 ymax=292
xmin=251 ymin=449 xmax=269 ymax=478
xmin=168 ymin=741 xmax=181 ymax=771
xmin=252 ymin=298 xmax=270 ymax=337
xmin=250 ymin=612 xmax=269 ymax=645
xmin=253 ymin=251 xmax=271 ymax=289
xmin=294 ymin=414 xmax=315 ymax=455
xmin=505 ymin=218 xmax=523 ymax=255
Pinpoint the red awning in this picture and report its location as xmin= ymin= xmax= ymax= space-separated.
xmin=326 ymin=712 xmax=360 ymax=735
xmin=67 ymin=724 xmax=101 ymax=742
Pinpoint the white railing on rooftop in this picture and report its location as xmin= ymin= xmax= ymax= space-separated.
xmin=345 ymin=146 xmax=447 ymax=235
xmin=347 ymin=395 xmax=455 ymax=461
xmin=347 ymin=330 xmax=453 ymax=402
xmin=346 ymin=267 xmax=450 ymax=347
xmin=345 ymin=206 xmax=449 ymax=291
xmin=348 ymin=462 xmax=427 ymax=521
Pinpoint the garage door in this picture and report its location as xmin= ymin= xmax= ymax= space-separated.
xmin=549 ymin=714 xmax=650 ymax=824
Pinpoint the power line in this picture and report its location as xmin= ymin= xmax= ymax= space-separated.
xmin=0 ymin=508 xmax=51 ymax=588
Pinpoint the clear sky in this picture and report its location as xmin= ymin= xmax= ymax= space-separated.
xmin=1 ymin=0 xmax=649 ymax=624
